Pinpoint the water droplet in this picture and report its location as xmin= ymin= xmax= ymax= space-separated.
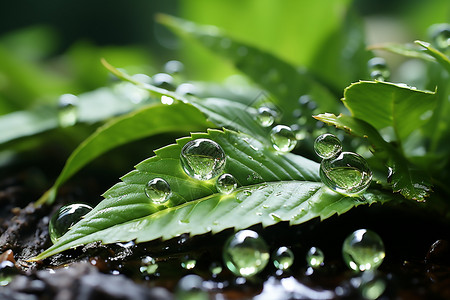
xmin=144 ymin=178 xmax=172 ymax=204
xmin=139 ymin=256 xmax=158 ymax=275
xmin=152 ymin=73 xmax=176 ymax=91
xmin=223 ymin=230 xmax=269 ymax=277
xmin=216 ymin=173 xmax=238 ymax=194
xmin=255 ymin=106 xmax=278 ymax=127
xmin=320 ymin=152 xmax=372 ymax=196
xmin=0 ymin=261 xmax=16 ymax=286
xmin=342 ymin=229 xmax=385 ymax=272
xmin=270 ymin=125 xmax=297 ymax=153
xmin=175 ymin=274 xmax=209 ymax=300
xmin=164 ymin=60 xmax=184 ymax=75
xmin=367 ymin=57 xmax=390 ymax=81
xmin=298 ymin=95 xmax=313 ymax=105
xmin=306 ymin=247 xmax=324 ymax=268
xmin=272 ymin=246 xmax=294 ymax=270
xmin=131 ymin=73 xmax=152 ymax=84
xmin=209 ymin=261 xmax=223 ymax=276
xmin=176 ymin=83 xmax=198 ymax=96
xmin=181 ymin=256 xmax=197 ymax=270
xmin=180 ymin=139 xmax=226 ymax=180
xmin=269 ymin=213 xmax=282 ymax=222
xmin=49 ymin=204 xmax=92 ymax=243
xmin=314 ymin=133 xmax=343 ymax=159
xmin=58 ymin=94 xmax=79 ymax=127
xmin=430 ymin=24 xmax=450 ymax=51
xmin=161 ymin=95 xmax=174 ymax=105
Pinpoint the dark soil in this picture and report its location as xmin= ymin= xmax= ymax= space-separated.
xmin=2 ymin=164 xmax=450 ymax=299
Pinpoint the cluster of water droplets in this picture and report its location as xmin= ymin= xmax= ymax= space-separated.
xmin=315 ymin=133 xmax=372 ymax=197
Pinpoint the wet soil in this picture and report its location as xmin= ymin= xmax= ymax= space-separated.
xmin=1 ymin=164 xmax=450 ymax=299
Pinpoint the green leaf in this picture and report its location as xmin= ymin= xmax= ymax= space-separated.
xmin=315 ymin=113 xmax=431 ymax=201
xmin=343 ymin=81 xmax=437 ymax=143
xmin=31 ymin=129 xmax=395 ymax=261
xmin=157 ymin=14 xmax=339 ymax=119
xmin=415 ymin=40 xmax=450 ymax=74
xmin=368 ymin=42 xmax=436 ymax=62
xmin=36 ymin=102 xmax=213 ymax=205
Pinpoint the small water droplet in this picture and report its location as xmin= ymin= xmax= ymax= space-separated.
xmin=272 ymin=246 xmax=294 ymax=270
xmin=306 ymin=247 xmax=324 ymax=268
xmin=368 ymin=57 xmax=390 ymax=81
xmin=256 ymin=212 xmax=263 ymax=216
xmin=180 ymin=139 xmax=226 ymax=180
xmin=314 ymin=133 xmax=343 ymax=159
xmin=152 ymin=73 xmax=176 ymax=91
xmin=255 ymin=106 xmax=278 ymax=127
xmin=270 ymin=125 xmax=297 ymax=153
xmin=160 ymin=95 xmax=174 ymax=105
xmin=49 ymin=204 xmax=92 ymax=243
xmin=209 ymin=261 xmax=223 ymax=276
xmin=181 ymin=256 xmax=197 ymax=270
xmin=164 ymin=60 xmax=184 ymax=75
xmin=298 ymin=95 xmax=313 ymax=105
xmin=342 ymin=229 xmax=385 ymax=272
xmin=58 ymin=94 xmax=79 ymax=127
xmin=223 ymin=230 xmax=269 ymax=277
xmin=216 ymin=173 xmax=238 ymax=194
xmin=320 ymin=152 xmax=372 ymax=196
xmin=175 ymin=274 xmax=209 ymax=300
xmin=144 ymin=178 xmax=172 ymax=204
xmin=139 ymin=256 xmax=158 ymax=275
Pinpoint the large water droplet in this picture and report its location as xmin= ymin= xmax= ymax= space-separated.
xmin=256 ymin=106 xmax=278 ymax=127
xmin=272 ymin=246 xmax=294 ymax=270
xmin=320 ymin=152 xmax=372 ymax=196
xmin=314 ymin=133 xmax=342 ymax=159
xmin=58 ymin=94 xmax=79 ymax=127
xmin=180 ymin=139 xmax=226 ymax=180
xmin=368 ymin=57 xmax=390 ymax=81
xmin=223 ymin=230 xmax=269 ymax=277
xmin=49 ymin=204 xmax=92 ymax=243
xmin=175 ymin=274 xmax=209 ymax=300
xmin=306 ymin=247 xmax=324 ymax=268
xmin=144 ymin=178 xmax=172 ymax=204
xmin=139 ymin=256 xmax=158 ymax=275
xmin=342 ymin=229 xmax=385 ymax=272
xmin=270 ymin=125 xmax=297 ymax=153
xmin=216 ymin=173 xmax=238 ymax=194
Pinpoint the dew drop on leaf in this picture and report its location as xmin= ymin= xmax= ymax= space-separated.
xmin=314 ymin=133 xmax=342 ymax=159
xmin=320 ymin=152 xmax=372 ymax=196
xmin=144 ymin=178 xmax=172 ymax=204
xmin=175 ymin=274 xmax=209 ymax=300
xmin=223 ymin=230 xmax=269 ymax=277
xmin=216 ymin=173 xmax=238 ymax=194
xmin=180 ymin=139 xmax=226 ymax=181
xmin=255 ymin=106 xmax=277 ymax=127
xmin=57 ymin=94 xmax=79 ymax=127
xmin=272 ymin=246 xmax=294 ymax=270
xmin=342 ymin=229 xmax=385 ymax=272
xmin=367 ymin=57 xmax=390 ymax=81
xmin=306 ymin=247 xmax=324 ymax=268
xmin=49 ymin=204 xmax=92 ymax=244
xmin=139 ymin=256 xmax=158 ymax=275
xmin=270 ymin=125 xmax=297 ymax=153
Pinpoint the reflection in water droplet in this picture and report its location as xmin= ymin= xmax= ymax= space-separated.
xmin=175 ymin=274 xmax=209 ymax=300
xmin=216 ymin=173 xmax=238 ymax=194
xmin=180 ymin=139 xmax=226 ymax=180
xmin=139 ymin=256 xmax=158 ymax=275
xmin=320 ymin=152 xmax=372 ymax=196
xmin=144 ymin=178 xmax=172 ymax=204
xmin=306 ymin=247 xmax=324 ymax=268
xmin=314 ymin=133 xmax=343 ymax=159
xmin=58 ymin=94 xmax=79 ymax=127
xmin=272 ymin=246 xmax=294 ymax=270
xmin=49 ymin=204 xmax=92 ymax=243
xmin=368 ymin=57 xmax=390 ymax=81
xmin=256 ymin=106 xmax=277 ymax=127
xmin=342 ymin=229 xmax=385 ymax=272
xmin=270 ymin=125 xmax=297 ymax=153
xmin=223 ymin=230 xmax=269 ymax=277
